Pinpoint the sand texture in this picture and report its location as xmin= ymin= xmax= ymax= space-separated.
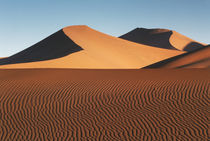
xmin=120 ymin=28 xmax=206 ymax=51
xmin=0 ymin=69 xmax=209 ymax=140
xmin=0 ymin=25 xmax=209 ymax=140
xmin=0 ymin=26 xmax=183 ymax=69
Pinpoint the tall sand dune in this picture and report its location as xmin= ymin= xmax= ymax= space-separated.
xmin=0 ymin=69 xmax=209 ymax=140
xmin=0 ymin=30 xmax=83 ymax=65
xmin=145 ymin=45 xmax=210 ymax=68
xmin=0 ymin=25 xmax=183 ymax=69
xmin=120 ymin=28 xmax=206 ymax=51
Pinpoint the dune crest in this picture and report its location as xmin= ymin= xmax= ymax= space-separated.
xmin=170 ymin=31 xmax=206 ymax=51
xmin=0 ymin=25 xmax=183 ymax=69
xmin=120 ymin=28 xmax=206 ymax=51
xmin=0 ymin=30 xmax=83 ymax=65
xmin=144 ymin=45 xmax=210 ymax=68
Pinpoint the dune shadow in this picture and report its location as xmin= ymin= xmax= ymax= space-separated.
xmin=119 ymin=28 xmax=177 ymax=50
xmin=184 ymin=42 xmax=204 ymax=52
xmin=0 ymin=30 xmax=83 ymax=66
xmin=176 ymin=58 xmax=210 ymax=68
xmin=144 ymin=45 xmax=210 ymax=68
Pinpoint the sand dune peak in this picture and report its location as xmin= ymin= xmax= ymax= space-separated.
xmin=0 ymin=25 xmax=183 ymax=69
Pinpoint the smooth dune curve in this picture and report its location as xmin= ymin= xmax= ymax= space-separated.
xmin=0 ymin=69 xmax=209 ymax=140
xmin=0 ymin=30 xmax=83 ymax=65
xmin=0 ymin=25 xmax=183 ymax=69
xmin=144 ymin=45 xmax=210 ymax=68
xmin=169 ymin=31 xmax=207 ymax=51
xmin=120 ymin=28 xmax=206 ymax=51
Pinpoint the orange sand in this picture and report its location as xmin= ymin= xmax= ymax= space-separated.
xmin=0 ymin=26 xmax=183 ymax=69
xmin=120 ymin=28 xmax=206 ymax=51
xmin=0 ymin=69 xmax=209 ymax=140
xmin=170 ymin=31 xmax=207 ymax=51
xmin=145 ymin=45 xmax=210 ymax=68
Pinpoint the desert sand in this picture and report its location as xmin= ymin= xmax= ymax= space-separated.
xmin=120 ymin=28 xmax=206 ymax=51
xmin=145 ymin=45 xmax=210 ymax=68
xmin=0 ymin=25 xmax=183 ymax=69
xmin=0 ymin=69 xmax=209 ymax=140
xmin=0 ymin=25 xmax=209 ymax=140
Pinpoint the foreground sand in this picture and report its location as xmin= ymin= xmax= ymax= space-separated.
xmin=0 ymin=69 xmax=209 ymax=140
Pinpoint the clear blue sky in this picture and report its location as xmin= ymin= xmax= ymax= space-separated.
xmin=0 ymin=0 xmax=209 ymax=57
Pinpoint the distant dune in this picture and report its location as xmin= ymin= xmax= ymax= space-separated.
xmin=0 ymin=25 xmax=183 ymax=69
xmin=120 ymin=28 xmax=206 ymax=51
xmin=0 ymin=30 xmax=83 ymax=65
xmin=145 ymin=45 xmax=210 ymax=68
xmin=0 ymin=69 xmax=209 ymax=140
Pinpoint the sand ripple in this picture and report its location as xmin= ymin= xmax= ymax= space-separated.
xmin=0 ymin=78 xmax=209 ymax=140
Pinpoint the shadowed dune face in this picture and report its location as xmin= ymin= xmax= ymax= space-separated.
xmin=144 ymin=45 xmax=210 ymax=68
xmin=120 ymin=28 xmax=206 ymax=52
xmin=120 ymin=28 xmax=177 ymax=50
xmin=183 ymin=42 xmax=206 ymax=51
xmin=0 ymin=30 xmax=83 ymax=65
xmin=0 ymin=25 xmax=183 ymax=69
xmin=0 ymin=69 xmax=209 ymax=140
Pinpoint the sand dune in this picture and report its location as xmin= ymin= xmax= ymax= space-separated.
xmin=0 ymin=25 xmax=183 ymax=69
xmin=0 ymin=69 xmax=209 ymax=140
xmin=120 ymin=28 xmax=206 ymax=51
xmin=0 ymin=25 xmax=208 ymax=141
xmin=145 ymin=45 xmax=210 ymax=68
xmin=0 ymin=30 xmax=83 ymax=65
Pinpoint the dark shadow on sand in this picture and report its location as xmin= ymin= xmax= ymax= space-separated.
xmin=120 ymin=28 xmax=205 ymax=52
xmin=0 ymin=30 xmax=83 ymax=65
xmin=184 ymin=42 xmax=204 ymax=52
xmin=119 ymin=28 xmax=177 ymax=50
xmin=143 ymin=45 xmax=210 ymax=68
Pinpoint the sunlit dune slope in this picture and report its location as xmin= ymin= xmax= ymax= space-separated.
xmin=120 ymin=28 xmax=206 ymax=51
xmin=144 ymin=45 xmax=210 ymax=68
xmin=170 ymin=31 xmax=207 ymax=51
xmin=0 ymin=25 xmax=183 ymax=69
